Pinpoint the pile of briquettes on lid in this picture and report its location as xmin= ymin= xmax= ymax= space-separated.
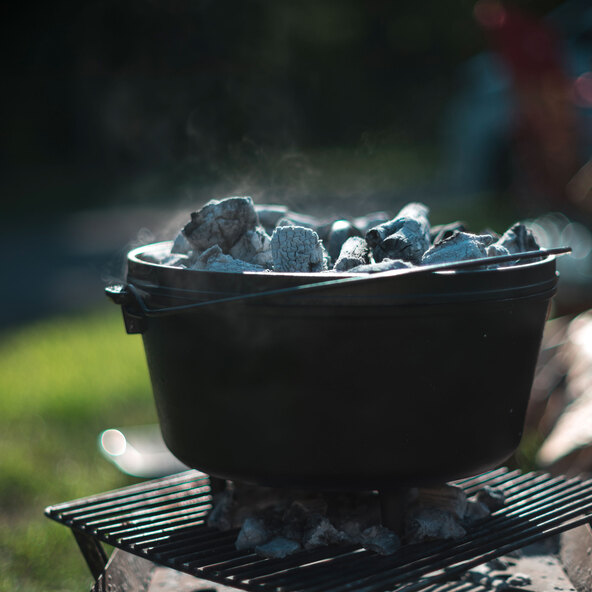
xmin=144 ymin=196 xmax=540 ymax=274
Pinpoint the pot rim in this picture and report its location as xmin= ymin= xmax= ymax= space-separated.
xmin=128 ymin=240 xmax=557 ymax=279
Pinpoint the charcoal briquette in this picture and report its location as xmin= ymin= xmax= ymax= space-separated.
xmin=229 ymin=227 xmax=273 ymax=268
xmin=183 ymin=196 xmax=259 ymax=252
xmin=326 ymin=220 xmax=362 ymax=262
xmin=366 ymin=202 xmax=431 ymax=264
xmin=271 ymin=225 xmax=329 ymax=272
xmin=421 ymin=231 xmax=493 ymax=265
xmin=334 ymin=236 xmax=372 ymax=272
xmin=348 ymin=258 xmax=412 ymax=274
xmin=405 ymin=507 xmax=467 ymax=544
xmin=497 ymin=223 xmax=540 ymax=254
xmin=255 ymin=536 xmax=301 ymax=559
xmin=361 ymin=525 xmax=401 ymax=555
xmin=191 ymin=245 xmax=267 ymax=273
xmin=431 ymin=221 xmax=467 ymax=245
xmin=235 ymin=516 xmax=271 ymax=550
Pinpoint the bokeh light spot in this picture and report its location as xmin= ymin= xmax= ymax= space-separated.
xmin=101 ymin=429 xmax=127 ymax=456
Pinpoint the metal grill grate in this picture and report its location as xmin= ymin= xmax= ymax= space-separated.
xmin=46 ymin=468 xmax=592 ymax=592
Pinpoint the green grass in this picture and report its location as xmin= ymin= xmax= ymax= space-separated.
xmin=0 ymin=306 xmax=156 ymax=591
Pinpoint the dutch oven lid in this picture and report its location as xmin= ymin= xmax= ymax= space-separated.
xmin=121 ymin=241 xmax=563 ymax=310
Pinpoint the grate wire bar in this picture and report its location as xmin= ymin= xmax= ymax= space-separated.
xmin=46 ymin=468 xmax=592 ymax=592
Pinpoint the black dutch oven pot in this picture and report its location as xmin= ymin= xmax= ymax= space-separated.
xmin=107 ymin=242 xmax=560 ymax=490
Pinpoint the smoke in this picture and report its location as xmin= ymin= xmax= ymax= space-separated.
xmin=181 ymin=115 xmax=417 ymax=224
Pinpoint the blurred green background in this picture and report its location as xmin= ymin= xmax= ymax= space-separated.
xmin=2 ymin=1 xmax=589 ymax=590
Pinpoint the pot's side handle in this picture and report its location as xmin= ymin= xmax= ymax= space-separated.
xmin=105 ymin=282 xmax=218 ymax=326
xmin=105 ymin=283 xmax=149 ymax=334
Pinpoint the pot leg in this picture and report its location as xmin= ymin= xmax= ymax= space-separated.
xmin=379 ymin=489 xmax=409 ymax=534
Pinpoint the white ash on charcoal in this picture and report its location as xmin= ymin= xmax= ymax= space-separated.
xmin=498 ymin=223 xmax=540 ymax=254
xmin=181 ymin=196 xmax=275 ymax=268
xmin=421 ymin=231 xmax=494 ymax=265
xmin=366 ymin=202 xmax=431 ymax=264
xmin=190 ymin=245 xmax=267 ymax=273
xmin=481 ymin=227 xmax=502 ymax=242
xmin=276 ymin=211 xmax=326 ymax=231
xmin=156 ymin=196 xmax=543 ymax=274
xmin=208 ymin=482 xmax=399 ymax=557
xmin=403 ymin=484 xmax=506 ymax=544
xmin=348 ymin=258 xmax=413 ymax=274
xmin=333 ymin=236 xmax=373 ymax=272
xmin=254 ymin=207 xmax=386 ymax=250
xmin=304 ymin=517 xmax=350 ymax=549
xmin=183 ymin=196 xmax=260 ymax=253
xmin=487 ymin=243 xmax=512 ymax=259
xmin=270 ymin=225 xmax=329 ymax=272
xmin=208 ymin=482 xmax=326 ymax=533
xmin=478 ymin=223 xmax=540 ymax=265
xmin=425 ymin=222 xmax=511 ymax=266
xmin=256 ymin=537 xmax=302 ymax=559
xmin=235 ymin=516 xmax=269 ymax=550
xmin=410 ymin=484 xmax=468 ymax=519
xmin=228 ymin=227 xmax=273 ymax=267
xmin=431 ymin=221 xmax=467 ymax=245
xmin=405 ymin=507 xmax=468 ymax=543
xmin=206 ymin=480 xmax=507 ymax=559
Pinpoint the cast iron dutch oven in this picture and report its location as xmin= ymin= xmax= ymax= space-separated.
xmin=107 ymin=242 xmax=561 ymax=490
